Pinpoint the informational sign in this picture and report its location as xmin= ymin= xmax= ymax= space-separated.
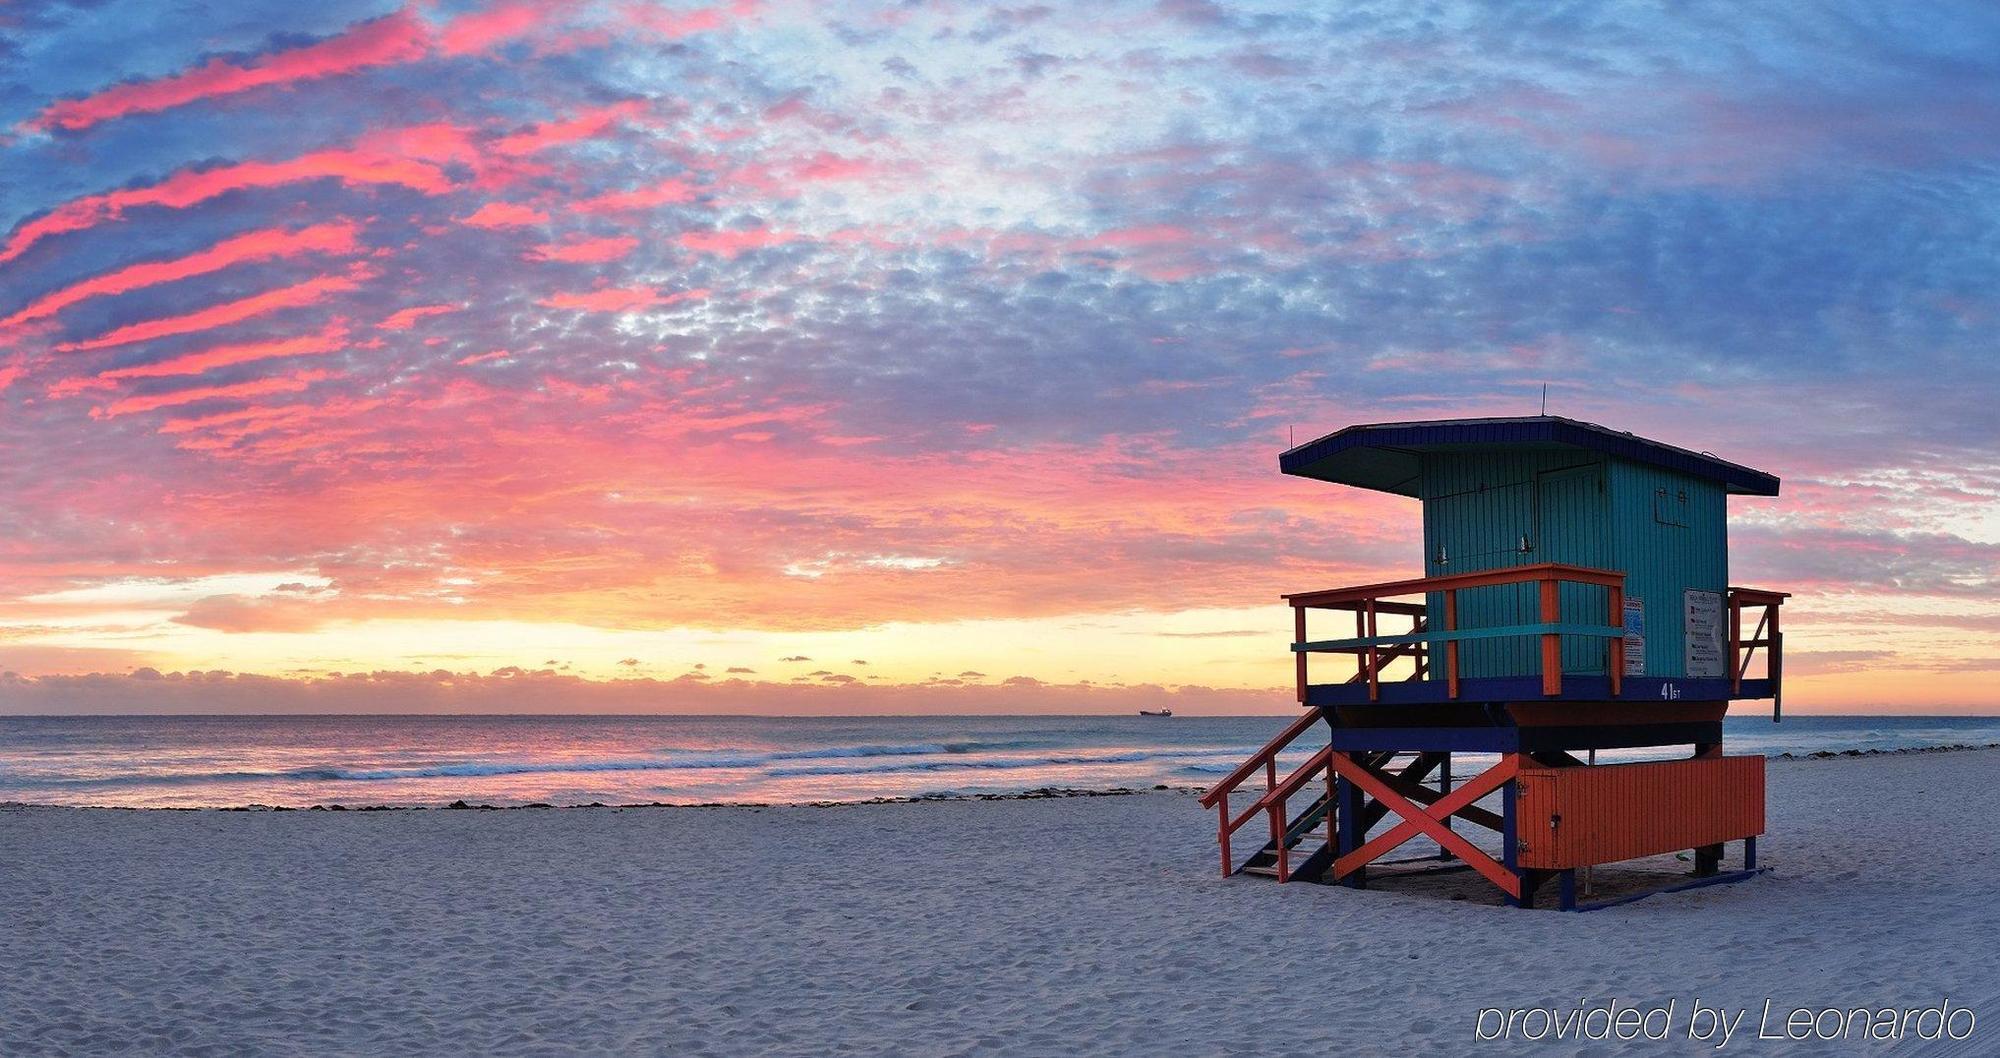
xmin=1622 ymin=596 xmax=1645 ymax=677
xmin=1684 ymin=589 xmax=1725 ymax=678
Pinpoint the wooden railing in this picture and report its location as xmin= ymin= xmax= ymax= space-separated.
xmin=1202 ymin=571 xmax=1787 ymax=880
xmin=1285 ymin=563 xmax=1629 ymax=701
xmin=1729 ymin=587 xmax=1789 ymax=718
xmin=1195 ymin=711 xmax=1332 ymax=880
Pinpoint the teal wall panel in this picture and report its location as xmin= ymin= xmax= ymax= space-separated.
xmin=1415 ymin=448 xmax=1728 ymax=683
xmin=1604 ymin=461 xmax=1728 ymax=679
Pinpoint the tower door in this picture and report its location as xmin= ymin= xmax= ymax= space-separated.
xmin=1534 ymin=463 xmax=1610 ymax=675
xmin=1424 ymin=477 xmax=1537 ymax=678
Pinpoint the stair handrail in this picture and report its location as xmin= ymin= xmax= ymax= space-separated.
xmin=1198 ymin=709 xmax=1318 ymax=809
xmin=1251 ymin=744 xmax=1336 ymax=882
xmin=1198 ymin=710 xmax=1327 ymax=878
xmin=1249 ymin=744 xmax=1334 ymax=813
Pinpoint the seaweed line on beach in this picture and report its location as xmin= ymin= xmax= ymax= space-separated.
xmin=1773 ymin=741 xmax=2000 ymax=760
xmin=0 ymin=783 xmax=1177 ymax=813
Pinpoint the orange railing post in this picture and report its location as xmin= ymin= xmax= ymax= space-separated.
xmin=1271 ymin=796 xmax=1289 ymax=881
xmin=1216 ymin=796 xmax=1231 ymax=877
xmin=1607 ymin=582 xmax=1624 ymax=697
xmin=1769 ymin=602 xmax=1783 ymax=719
xmin=1730 ymin=595 xmax=1743 ymax=694
xmin=1325 ymin=764 xmax=1337 ymax=852
xmin=1539 ymin=575 xmax=1561 ymax=696
xmin=1250 ymin=744 xmax=1334 ymax=883
xmin=1444 ymin=588 xmax=1459 ymax=699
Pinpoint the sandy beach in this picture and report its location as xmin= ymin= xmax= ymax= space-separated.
xmin=4 ymin=749 xmax=1995 ymax=1056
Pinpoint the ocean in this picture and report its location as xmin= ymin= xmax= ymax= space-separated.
xmin=1 ymin=713 xmax=1996 ymax=809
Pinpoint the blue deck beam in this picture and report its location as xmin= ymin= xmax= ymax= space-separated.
xmin=1304 ymin=675 xmax=1772 ymax=708
xmin=1325 ymin=721 xmax=1724 ymax=753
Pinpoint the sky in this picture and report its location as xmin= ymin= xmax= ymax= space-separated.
xmin=1 ymin=0 xmax=1996 ymax=714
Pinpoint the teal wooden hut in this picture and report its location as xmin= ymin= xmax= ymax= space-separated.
xmin=1199 ymin=416 xmax=1790 ymax=910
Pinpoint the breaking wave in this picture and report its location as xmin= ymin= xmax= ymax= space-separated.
xmin=769 ymin=748 xmax=1238 ymax=778
xmin=4 ymin=738 xmax=1079 ymax=787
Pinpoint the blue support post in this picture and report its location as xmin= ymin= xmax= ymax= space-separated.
xmin=1336 ymin=767 xmax=1366 ymax=889
xmin=1437 ymin=752 xmax=1454 ymax=860
xmin=1744 ymin=836 xmax=1757 ymax=870
xmin=1694 ymin=843 xmax=1722 ymax=877
xmin=1559 ymin=869 xmax=1577 ymax=912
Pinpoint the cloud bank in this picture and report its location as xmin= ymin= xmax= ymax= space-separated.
xmin=1 ymin=0 xmax=1997 ymax=711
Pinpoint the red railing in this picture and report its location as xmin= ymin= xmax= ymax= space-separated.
xmin=1285 ymin=563 xmax=1628 ymax=702
xmin=1729 ymin=586 xmax=1789 ymax=717
xmin=1195 ymin=711 xmax=1333 ymax=880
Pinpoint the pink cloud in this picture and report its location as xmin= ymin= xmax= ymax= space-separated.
xmin=1079 ymin=223 xmax=1198 ymax=250
xmin=96 ymin=369 xmax=336 ymax=418
xmin=574 ymin=178 xmax=700 ymax=213
xmin=528 ymin=235 xmax=639 ymax=264
xmin=376 ymin=303 xmax=463 ymax=330
xmin=436 ymin=2 xmax=555 ymax=56
xmin=28 ymin=11 xmax=431 ymax=133
xmin=20 ymin=5 xmax=641 ymax=139
xmin=460 ymin=201 xmax=550 ymax=228
xmin=96 ymin=321 xmax=350 ymax=381
xmin=55 ymin=272 xmax=365 ymax=353
xmin=537 ymin=286 xmax=708 ymax=312
xmin=677 ymin=228 xmax=791 ymax=257
xmin=624 ymin=0 xmax=759 ymax=38
xmin=793 ymin=152 xmax=879 ymax=182
xmin=1 ymin=221 xmax=359 ymax=329
xmin=492 ymin=102 xmax=646 ymax=156
xmin=1 ymin=145 xmax=451 ymax=264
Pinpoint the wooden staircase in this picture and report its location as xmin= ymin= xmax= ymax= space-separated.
xmin=1196 ymin=710 xmax=1336 ymax=882
xmin=1199 ymin=610 xmax=1435 ymax=883
xmin=1238 ymin=790 xmax=1334 ymax=879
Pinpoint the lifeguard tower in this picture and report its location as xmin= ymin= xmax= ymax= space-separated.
xmin=1200 ymin=416 xmax=1787 ymax=909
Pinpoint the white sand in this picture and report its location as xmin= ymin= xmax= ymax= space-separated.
xmin=3 ymin=750 xmax=1996 ymax=1056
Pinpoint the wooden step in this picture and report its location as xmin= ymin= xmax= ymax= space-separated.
xmin=1250 ymin=835 xmax=1331 ymax=854
xmin=1243 ymin=848 xmax=1334 ymax=879
xmin=1244 ymin=845 xmax=1331 ymax=870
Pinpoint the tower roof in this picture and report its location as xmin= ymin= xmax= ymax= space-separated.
xmin=1279 ymin=415 xmax=1780 ymax=497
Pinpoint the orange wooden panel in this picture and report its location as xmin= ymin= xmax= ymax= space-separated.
xmin=1515 ymin=756 xmax=1764 ymax=869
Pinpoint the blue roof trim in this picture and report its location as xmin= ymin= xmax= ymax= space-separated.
xmin=1279 ymin=416 xmax=1780 ymax=497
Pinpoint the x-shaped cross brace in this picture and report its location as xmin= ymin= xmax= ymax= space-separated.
xmin=1329 ymin=751 xmax=1521 ymax=898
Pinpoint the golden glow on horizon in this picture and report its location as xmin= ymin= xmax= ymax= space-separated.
xmin=2 ymin=603 xmax=1287 ymax=686
xmin=4 ymin=592 xmax=1998 ymax=713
